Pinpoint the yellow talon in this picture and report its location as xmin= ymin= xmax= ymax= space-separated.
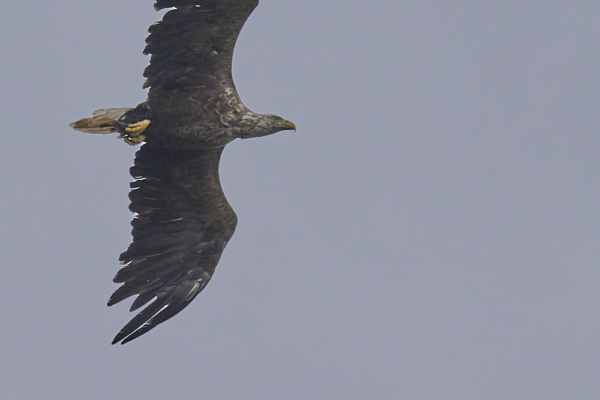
xmin=125 ymin=119 xmax=151 ymax=135
xmin=123 ymin=119 xmax=150 ymax=145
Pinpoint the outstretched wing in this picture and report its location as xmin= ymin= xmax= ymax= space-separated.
xmin=109 ymin=144 xmax=237 ymax=344
xmin=146 ymin=0 xmax=258 ymax=92
xmin=137 ymin=0 xmax=259 ymax=147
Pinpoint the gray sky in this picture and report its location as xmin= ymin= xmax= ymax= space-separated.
xmin=1 ymin=0 xmax=599 ymax=399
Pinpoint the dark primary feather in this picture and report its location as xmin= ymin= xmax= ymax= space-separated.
xmin=109 ymin=144 xmax=237 ymax=344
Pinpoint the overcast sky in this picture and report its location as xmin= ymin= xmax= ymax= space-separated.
xmin=1 ymin=0 xmax=600 ymax=399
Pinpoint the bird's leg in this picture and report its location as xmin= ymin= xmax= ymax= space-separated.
xmin=123 ymin=120 xmax=151 ymax=146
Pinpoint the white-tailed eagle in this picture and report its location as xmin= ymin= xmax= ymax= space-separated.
xmin=71 ymin=0 xmax=295 ymax=344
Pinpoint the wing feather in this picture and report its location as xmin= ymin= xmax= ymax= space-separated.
xmin=144 ymin=0 xmax=258 ymax=93
xmin=109 ymin=144 xmax=237 ymax=344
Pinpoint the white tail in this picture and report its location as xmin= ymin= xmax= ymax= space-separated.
xmin=70 ymin=108 xmax=133 ymax=133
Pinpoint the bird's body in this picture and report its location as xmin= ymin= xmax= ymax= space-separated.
xmin=71 ymin=0 xmax=295 ymax=344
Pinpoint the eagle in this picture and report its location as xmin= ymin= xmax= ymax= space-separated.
xmin=70 ymin=0 xmax=295 ymax=344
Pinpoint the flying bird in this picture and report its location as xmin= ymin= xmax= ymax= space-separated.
xmin=70 ymin=0 xmax=295 ymax=344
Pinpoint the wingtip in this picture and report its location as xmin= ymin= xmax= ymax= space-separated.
xmin=112 ymin=329 xmax=128 ymax=345
xmin=120 ymin=336 xmax=135 ymax=345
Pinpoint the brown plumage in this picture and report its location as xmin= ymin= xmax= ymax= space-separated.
xmin=71 ymin=0 xmax=295 ymax=344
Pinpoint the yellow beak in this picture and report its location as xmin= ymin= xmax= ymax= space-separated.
xmin=279 ymin=119 xmax=296 ymax=131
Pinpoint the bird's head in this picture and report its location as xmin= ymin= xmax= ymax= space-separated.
xmin=271 ymin=115 xmax=296 ymax=132
xmin=240 ymin=112 xmax=296 ymax=139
